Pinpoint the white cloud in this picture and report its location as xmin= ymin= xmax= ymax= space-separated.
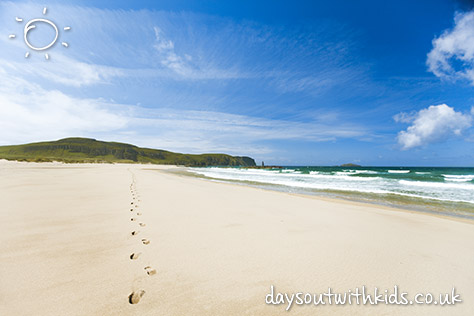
xmin=427 ymin=11 xmax=474 ymax=84
xmin=395 ymin=104 xmax=472 ymax=149
xmin=0 ymin=63 xmax=128 ymax=144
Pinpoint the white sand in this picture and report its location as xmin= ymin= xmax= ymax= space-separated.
xmin=0 ymin=160 xmax=473 ymax=315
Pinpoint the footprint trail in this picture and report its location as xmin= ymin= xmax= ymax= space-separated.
xmin=126 ymin=169 xmax=157 ymax=305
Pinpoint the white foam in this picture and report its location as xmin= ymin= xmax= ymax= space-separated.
xmin=355 ymin=170 xmax=379 ymax=174
xmin=188 ymin=167 xmax=474 ymax=204
xmin=335 ymin=171 xmax=353 ymax=176
xmin=443 ymin=174 xmax=474 ymax=182
xmin=399 ymin=180 xmax=474 ymax=190
xmin=388 ymin=170 xmax=410 ymax=174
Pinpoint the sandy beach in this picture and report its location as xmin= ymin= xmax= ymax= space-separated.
xmin=0 ymin=160 xmax=473 ymax=315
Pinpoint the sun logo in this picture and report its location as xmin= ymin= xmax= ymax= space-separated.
xmin=8 ymin=7 xmax=71 ymax=60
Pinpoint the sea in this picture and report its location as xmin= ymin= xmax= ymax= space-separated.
xmin=186 ymin=166 xmax=474 ymax=220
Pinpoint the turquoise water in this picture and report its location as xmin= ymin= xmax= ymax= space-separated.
xmin=188 ymin=166 xmax=474 ymax=219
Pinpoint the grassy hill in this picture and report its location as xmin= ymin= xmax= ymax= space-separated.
xmin=0 ymin=138 xmax=256 ymax=167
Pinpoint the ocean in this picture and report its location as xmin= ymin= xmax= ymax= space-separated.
xmin=187 ymin=166 xmax=474 ymax=219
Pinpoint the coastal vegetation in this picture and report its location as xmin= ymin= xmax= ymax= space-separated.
xmin=0 ymin=138 xmax=256 ymax=167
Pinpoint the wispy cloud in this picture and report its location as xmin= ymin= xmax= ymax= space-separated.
xmin=0 ymin=66 xmax=368 ymax=156
xmin=0 ymin=1 xmax=373 ymax=161
xmin=0 ymin=56 xmax=368 ymax=156
xmin=1 ymin=56 xmax=124 ymax=87
xmin=127 ymin=108 xmax=367 ymax=153
xmin=150 ymin=25 xmax=248 ymax=80
xmin=153 ymin=26 xmax=188 ymax=75
xmin=0 ymin=2 xmax=366 ymax=91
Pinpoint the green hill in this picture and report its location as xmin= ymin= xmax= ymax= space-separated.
xmin=0 ymin=138 xmax=256 ymax=167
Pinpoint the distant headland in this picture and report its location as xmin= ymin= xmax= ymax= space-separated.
xmin=340 ymin=163 xmax=362 ymax=167
xmin=0 ymin=137 xmax=256 ymax=167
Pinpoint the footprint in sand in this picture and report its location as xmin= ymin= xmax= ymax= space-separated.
xmin=128 ymin=290 xmax=145 ymax=304
xmin=130 ymin=252 xmax=141 ymax=260
xmin=139 ymin=223 xmax=146 ymax=227
xmin=141 ymin=238 xmax=150 ymax=245
xmin=144 ymin=266 xmax=156 ymax=276
xmin=137 ymin=212 xmax=142 ymax=216
xmin=130 ymin=208 xmax=134 ymax=212
xmin=131 ymin=231 xmax=139 ymax=236
xmin=131 ymin=218 xmax=137 ymax=221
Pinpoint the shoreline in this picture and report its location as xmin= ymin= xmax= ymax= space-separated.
xmin=170 ymin=167 xmax=474 ymax=224
xmin=2 ymin=159 xmax=473 ymax=223
xmin=3 ymin=159 xmax=473 ymax=223
xmin=1 ymin=161 xmax=474 ymax=315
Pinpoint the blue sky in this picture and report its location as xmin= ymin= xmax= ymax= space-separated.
xmin=1 ymin=0 xmax=474 ymax=166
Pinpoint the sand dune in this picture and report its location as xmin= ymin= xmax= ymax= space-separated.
xmin=0 ymin=160 xmax=473 ymax=315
